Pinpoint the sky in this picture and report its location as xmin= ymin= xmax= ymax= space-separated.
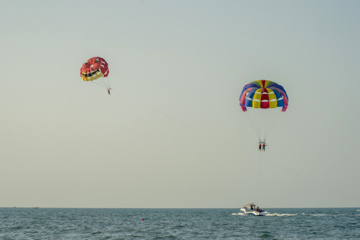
xmin=1 ymin=0 xmax=360 ymax=208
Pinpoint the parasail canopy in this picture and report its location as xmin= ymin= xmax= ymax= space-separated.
xmin=239 ymin=80 xmax=288 ymax=112
xmin=80 ymin=57 xmax=111 ymax=91
xmin=80 ymin=57 xmax=109 ymax=81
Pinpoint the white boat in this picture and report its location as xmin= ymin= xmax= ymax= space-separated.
xmin=240 ymin=203 xmax=268 ymax=216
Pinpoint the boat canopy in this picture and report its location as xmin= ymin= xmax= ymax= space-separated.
xmin=243 ymin=203 xmax=257 ymax=207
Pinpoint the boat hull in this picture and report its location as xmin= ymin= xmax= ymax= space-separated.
xmin=240 ymin=208 xmax=268 ymax=216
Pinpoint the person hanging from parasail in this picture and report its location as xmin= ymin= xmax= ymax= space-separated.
xmin=262 ymin=142 xmax=266 ymax=151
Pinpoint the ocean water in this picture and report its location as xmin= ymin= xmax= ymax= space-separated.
xmin=0 ymin=208 xmax=359 ymax=239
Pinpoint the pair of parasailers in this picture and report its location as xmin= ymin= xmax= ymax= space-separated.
xmin=258 ymin=142 xmax=267 ymax=151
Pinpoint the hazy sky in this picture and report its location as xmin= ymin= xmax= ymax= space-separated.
xmin=1 ymin=0 xmax=359 ymax=208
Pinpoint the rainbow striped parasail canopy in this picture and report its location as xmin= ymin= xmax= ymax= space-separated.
xmin=239 ymin=80 xmax=289 ymax=112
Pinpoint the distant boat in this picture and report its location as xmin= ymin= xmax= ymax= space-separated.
xmin=240 ymin=203 xmax=268 ymax=216
xmin=33 ymin=207 xmax=39 ymax=209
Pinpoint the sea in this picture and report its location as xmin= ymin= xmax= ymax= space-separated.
xmin=0 ymin=208 xmax=359 ymax=239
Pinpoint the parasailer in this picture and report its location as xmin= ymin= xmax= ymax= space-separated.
xmin=80 ymin=57 xmax=110 ymax=94
xmin=239 ymin=80 xmax=288 ymax=150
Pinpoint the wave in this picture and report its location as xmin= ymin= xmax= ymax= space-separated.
xmin=231 ymin=212 xmax=338 ymax=217
xmin=310 ymin=214 xmax=327 ymax=217
xmin=266 ymin=213 xmax=297 ymax=217
xmin=231 ymin=212 xmax=296 ymax=217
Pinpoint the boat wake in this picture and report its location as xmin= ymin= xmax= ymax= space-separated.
xmin=232 ymin=213 xmax=245 ymax=216
xmin=232 ymin=212 xmax=297 ymax=217
xmin=266 ymin=213 xmax=297 ymax=217
xmin=233 ymin=210 xmax=360 ymax=217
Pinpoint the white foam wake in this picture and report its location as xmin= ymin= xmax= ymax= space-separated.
xmin=266 ymin=213 xmax=297 ymax=217
xmin=231 ymin=212 xmax=296 ymax=217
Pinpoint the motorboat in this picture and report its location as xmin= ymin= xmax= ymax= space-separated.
xmin=240 ymin=203 xmax=268 ymax=216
